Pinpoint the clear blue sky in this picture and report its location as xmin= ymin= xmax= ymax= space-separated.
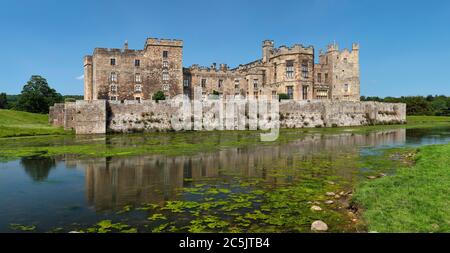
xmin=1 ymin=0 xmax=449 ymax=97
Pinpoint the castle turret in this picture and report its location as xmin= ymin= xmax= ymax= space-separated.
xmin=83 ymin=56 xmax=93 ymax=101
xmin=262 ymin=40 xmax=274 ymax=63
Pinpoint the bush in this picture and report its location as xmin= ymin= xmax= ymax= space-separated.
xmin=152 ymin=91 xmax=166 ymax=102
xmin=278 ymin=93 xmax=290 ymax=101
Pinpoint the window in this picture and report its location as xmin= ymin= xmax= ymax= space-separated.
xmin=135 ymin=84 xmax=142 ymax=92
xmin=218 ymin=79 xmax=223 ymax=89
xmin=201 ymin=79 xmax=207 ymax=88
xmin=316 ymin=90 xmax=328 ymax=99
xmin=286 ymin=86 xmax=293 ymax=99
xmin=286 ymin=60 xmax=294 ymax=79
xmin=301 ymin=60 xmax=308 ymax=78
xmin=302 ymin=85 xmax=308 ymax=100
xmin=162 ymin=72 xmax=169 ymax=81
xmin=163 ymin=61 xmax=169 ymax=68
xmin=163 ymin=51 xmax=168 ymax=58
xmin=110 ymin=72 xmax=117 ymax=82
xmin=110 ymin=84 xmax=117 ymax=92
xmin=135 ymin=59 xmax=140 ymax=67
xmin=344 ymin=84 xmax=350 ymax=93
xmin=253 ymin=91 xmax=258 ymax=99
xmin=234 ymin=79 xmax=240 ymax=89
xmin=317 ymin=73 xmax=322 ymax=83
xmin=135 ymin=73 xmax=141 ymax=83
xmin=253 ymin=79 xmax=258 ymax=89
xmin=163 ymin=84 xmax=169 ymax=91
xmin=110 ymin=58 xmax=116 ymax=66
xmin=183 ymin=79 xmax=190 ymax=87
xmin=325 ymin=73 xmax=329 ymax=83
xmin=272 ymin=90 xmax=277 ymax=96
xmin=343 ymin=58 xmax=348 ymax=63
xmin=274 ymin=63 xmax=277 ymax=81
xmin=135 ymin=97 xmax=141 ymax=102
xmin=110 ymin=96 xmax=118 ymax=101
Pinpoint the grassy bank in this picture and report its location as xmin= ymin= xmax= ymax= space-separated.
xmin=354 ymin=143 xmax=450 ymax=232
xmin=0 ymin=109 xmax=67 ymax=138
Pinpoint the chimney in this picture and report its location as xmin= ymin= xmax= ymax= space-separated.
xmin=211 ymin=63 xmax=217 ymax=70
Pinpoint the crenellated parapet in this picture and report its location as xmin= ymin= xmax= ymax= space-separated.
xmin=270 ymin=44 xmax=314 ymax=58
xmin=145 ymin=37 xmax=183 ymax=48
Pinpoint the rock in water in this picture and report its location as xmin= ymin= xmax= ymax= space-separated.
xmin=311 ymin=221 xmax=328 ymax=232
xmin=310 ymin=205 xmax=322 ymax=211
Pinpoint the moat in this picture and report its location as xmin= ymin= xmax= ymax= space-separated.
xmin=1 ymin=125 xmax=450 ymax=233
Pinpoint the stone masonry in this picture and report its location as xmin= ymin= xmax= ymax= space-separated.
xmin=50 ymin=99 xmax=406 ymax=134
xmin=83 ymin=37 xmax=359 ymax=102
xmin=48 ymin=36 xmax=406 ymax=134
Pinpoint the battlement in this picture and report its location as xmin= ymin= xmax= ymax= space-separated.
xmin=234 ymin=59 xmax=263 ymax=71
xmin=321 ymin=42 xmax=359 ymax=55
xmin=187 ymin=63 xmax=237 ymax=74
xmin=270 ymin=44 xmax=314 ymax=57
xmin=145 ymin=37 xmax=183 ymax=48
xmin=263 ymin=40 xmax=274 ymax=48
xmin=93 ymin=47 xmax=142 ymax=55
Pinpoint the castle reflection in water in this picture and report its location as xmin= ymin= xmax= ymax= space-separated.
xmin=55 ymin=129 xmax=406 ymax=211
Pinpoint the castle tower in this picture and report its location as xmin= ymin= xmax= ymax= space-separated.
xmin=144 ymin=38 xmax=184 ymax=98
xmin=324 ymin=42 xmax=360 ymax=101
xmin=83 ymin=56 xmax=93 ymax=101
xmin=262 ymin=40 xmax=274 ymax=63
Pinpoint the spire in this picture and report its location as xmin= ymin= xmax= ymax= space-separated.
xmin=124 ymin=40 xmax=129 ymax=50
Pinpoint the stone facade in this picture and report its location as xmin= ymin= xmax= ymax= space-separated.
xmin=47 ymin=36 xmax=407 ymax=135
xmin=84 ymin=37 xmax=359 ymax=102
xmin=50 ymin=100 xmax=406 ymax=134
xmin=84 ymin=38 xmax=184 ymax=102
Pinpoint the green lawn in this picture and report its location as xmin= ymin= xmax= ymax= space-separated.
xmin=0 ymin=109 xmax=68 ymax=138
xmin=354 ymin=143 xmax=450 ymax=232
xmin=407 ymin=115 xmax=450 ymax=124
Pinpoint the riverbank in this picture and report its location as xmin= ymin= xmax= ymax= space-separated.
xmin=354 ymin=142 xmax=450 ymax=232
xmin=0 ymin=109 xmax=67 ymax=138
xmin=0 ymin=112 xmax=449 ymax=160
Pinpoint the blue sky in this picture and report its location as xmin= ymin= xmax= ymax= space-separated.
xmin=0 ymin=0 xmax=449 ymax=97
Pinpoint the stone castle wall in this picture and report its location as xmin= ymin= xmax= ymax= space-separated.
xmin=50 ymin=100 xmax=406 ymax=135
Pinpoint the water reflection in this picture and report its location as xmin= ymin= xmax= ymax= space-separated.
xmin=21 ymin=156 xmax=56 ymax=182
xmin=69 ymin=129 xmax=406 ymax=211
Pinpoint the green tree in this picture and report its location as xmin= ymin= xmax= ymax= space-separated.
xmin=17 ymin=75 xmax=63 ymax=113
xmin=0 ymin=92 xmax=7 ymax=109
xmin=152 ymin=91 xmax=166 ymax=102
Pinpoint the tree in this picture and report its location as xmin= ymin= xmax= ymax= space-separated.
xmin=0 ymin=93 xmax=7 ymax=109
xmin=17 ymin=75 xmax=63 ymax=113
xmin=152 ymin=91 xmax=166 ymax=102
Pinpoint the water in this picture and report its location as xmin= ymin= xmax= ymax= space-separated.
xmin=1 ymin=126 xmax=450 ymax=232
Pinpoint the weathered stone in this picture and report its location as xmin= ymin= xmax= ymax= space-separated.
xmin=311 ymin=220 xmax=328 ymax=232
xmin=310 ymin=205 xmax=323 ymax=211
xmin=325 ymin=200 xmax=334 ymax=205
xmin=326 ymin=192 xmax=336 ymax=196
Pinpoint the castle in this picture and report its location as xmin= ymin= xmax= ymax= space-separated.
xmin=49 ymin=37 xmax=406 ymax=135
xmin=83 ymin=38 xmax=360 ymax=102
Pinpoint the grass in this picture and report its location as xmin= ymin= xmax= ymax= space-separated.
xmin=354 ymin=143 xmax=450 ymax=232
xmin=407 ymin=115 xmax=450 ymax=124
xmin=0 ymin=109 xmax=68 ymax=138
